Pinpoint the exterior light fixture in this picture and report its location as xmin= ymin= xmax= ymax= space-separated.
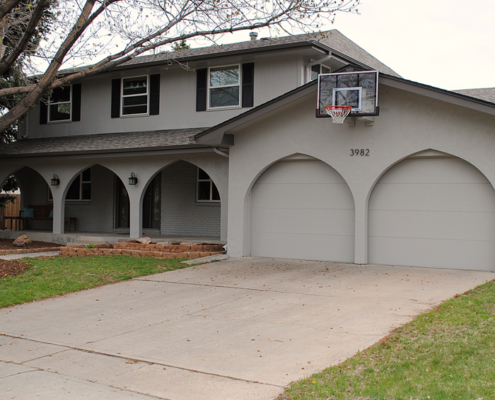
xmin=128 ymin=172 xmax=138 ymax=185
xmin=51 ymin=174 xmax=60 ymax=186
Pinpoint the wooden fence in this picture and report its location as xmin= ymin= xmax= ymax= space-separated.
xmin=0 ymin=194 xmax=21 ymax=229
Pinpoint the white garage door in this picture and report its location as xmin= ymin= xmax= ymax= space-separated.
xmin=251 ymin=159 xmax=354 ymax=261
xmin=369 ymin=156 xmax=495 ymax=270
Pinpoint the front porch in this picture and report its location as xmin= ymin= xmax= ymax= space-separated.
xmin=0 ymin=229 xmax=225 ymax=246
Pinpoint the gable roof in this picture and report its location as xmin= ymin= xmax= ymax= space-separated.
xmin=196 ymin=73 xmax=495 ymax=146
xmin=121 ymin=30 xmax=400 ymax=77
xmin=454 ymin=88 xmax=495 ymax=103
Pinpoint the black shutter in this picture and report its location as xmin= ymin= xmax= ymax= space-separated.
xmin=149 ymin=74 xmax=160 ymax=115
xmin=111 ymin=78 xmax=121 ymax=118
xmin=39 ymin=99 xmax=48 ymax=125
xmin=242 ymin=63 xmax=254 ymax=108
xmin=72 ymin=83 xmax=82 ymax=121
xmin=196 ymin=68 xmax=207 ymax=112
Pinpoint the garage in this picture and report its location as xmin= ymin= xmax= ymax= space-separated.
xmin=368 ymin=154 xmax=495 ymax=270
xmin=251 ymin=158 xmax=355 ymax=261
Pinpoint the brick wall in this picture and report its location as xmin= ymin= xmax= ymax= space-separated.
xmin=65 ymin=165 xmax=115 ymax=232
xmin=161 ymin=161 xmax=220 ymax=237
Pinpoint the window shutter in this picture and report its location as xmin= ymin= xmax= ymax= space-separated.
xmin=196 ymin=68 xmax=207 ymax=112
xmin=149 ymin=74 xmax=160 ymax=115
xmin=39 ymin=99 xmax=48 ymax=125
xmin=111 ymin=78 xmax=121 ymax=118
xmin=72 ymin=83 xmax=82 ymax=121
xmin=242 ymin=63 xmax=254 ymax=108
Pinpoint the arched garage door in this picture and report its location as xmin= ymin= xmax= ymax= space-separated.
xmin=251 ymin=159 xmax=354 ymax=261
xmin=369 ymin=155 xmax=495 ymax=270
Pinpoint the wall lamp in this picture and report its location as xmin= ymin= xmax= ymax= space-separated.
xmin=51 ymin=174 xmax=60 ymax=186
xmin=128 ymin=172 xmax=138 ymax=185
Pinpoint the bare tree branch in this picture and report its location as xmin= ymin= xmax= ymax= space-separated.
xmin=0 ymin=0 xmax=23 ymax=21
xmin=0 ymin=0 xmax=360 ymax=134
xmin=0 ymin=0 xmax=52 ymax=75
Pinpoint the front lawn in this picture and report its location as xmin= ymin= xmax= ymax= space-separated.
xmin=281 ymin=280 xmax=495 ymax=400
xmin=0 ymin=256 xmax=186 ymax=308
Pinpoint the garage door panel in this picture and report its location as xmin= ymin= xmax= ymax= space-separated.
xmin=370 ymin=183 xmax=495 ymax=212
xmin=256 ymin=160 xmax=346 ymax=185
xmin=369 ymin=236 xmax=495 ymax=270
xmin=252 ymin=231 xmax=354 ymax=262
xmin=369 ymin=157 xmax=495 ymax=270
xmin=381 ymin=158 xmax=489 ymax=184
xmin=252 ymin=208 xmax=355 ymax=236
xmin=251 ymin=160 xmax=354 ymax=261
xmin=252 ymin=183 xmax=353 ymax=210
xmin=370 ymin=210 xmax=495 ymax=241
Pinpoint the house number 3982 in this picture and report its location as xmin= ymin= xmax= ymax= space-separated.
xmin=350 ymin=149 xmax=370 ymax=156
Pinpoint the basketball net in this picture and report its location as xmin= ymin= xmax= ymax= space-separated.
xmin=324 ymin=105 xmax=352 ymax=124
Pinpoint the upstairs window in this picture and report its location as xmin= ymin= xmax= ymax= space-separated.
xmin=310 ymin=64 xmax=331 ymax=81
xmin=122 ymin=76 xmax=148 ymax=115
xmin=209 ymin=65 xmax=240 ymax=108
xmin=197 ymin=168 xmax=220 ymax=202
xmin=49 ymin=85 xmax=71 ymax=122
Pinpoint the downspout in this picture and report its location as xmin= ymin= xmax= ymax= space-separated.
xmin=21 ymin=114 xmax=29 ymax=139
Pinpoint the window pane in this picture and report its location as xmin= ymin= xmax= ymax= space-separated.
xmin=198 ymin=168 xmax=209 ymax=180
xmin=82 ymin=168 xmax=91 ymax=182
xmin=123 ymin=95 xmax=148 ymax=106
xmin=66 ymin=176 xmax=80 ymax=200
xmin=49 ymin=104 xmax=71 ymax=121
xmin=122 ymin=105 xmax=148 ymax=115
xmin=81 ymin=183 xmax=91 ymax=200
xmin=311 ymin=65 xmax=320 ymax=81
xmin=212 ymin=183 xmax=220 ymax=201
xmin=322 ymin=66 xmax=331 ymax=74
xmin=210 ymin=66 xmax=239 ymax=87
xmin=50 ymin=86 xmax=71 ymax=103
xmin=123 ymin=77 xmax=147 ymax=95
xmin=210 ymin=87 xmax=239 ymax=107
xmin=198 ymin=181 xmax=211 ymax=200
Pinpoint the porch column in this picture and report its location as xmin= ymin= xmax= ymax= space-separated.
xmin=51 ymin=187 xmax=65 ymax=235
xmin=354 ymin=194 xmax=368 ymax=265
xmin=129 ymin=192 xmax=143 ymax=239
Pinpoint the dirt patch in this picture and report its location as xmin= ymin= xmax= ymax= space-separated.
xmin=0 ymin=239 xmax=62 ymax=250
xmin=0 ymin=259 xmax=31 ymax=278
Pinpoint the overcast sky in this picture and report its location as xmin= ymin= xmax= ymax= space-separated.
xmin=216 ymin=0 xmax=494 ymax=91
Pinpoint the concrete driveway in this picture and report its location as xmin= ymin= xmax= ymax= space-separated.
xmin=1 ymin=258 xmax=492 ymax=400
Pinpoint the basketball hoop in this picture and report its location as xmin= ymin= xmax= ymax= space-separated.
xmin=325 ymin=105 xmax=352 ymax=124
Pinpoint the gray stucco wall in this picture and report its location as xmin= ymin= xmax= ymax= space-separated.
xmin=64 ymin=165 xmax=115 ymax=233
xmin=161 ymin=161 xmax=221 ymax=237
xmin=25 ymin=55 xmax=303 ymax=139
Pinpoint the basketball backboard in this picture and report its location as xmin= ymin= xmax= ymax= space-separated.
xmin=316 ymin=71 xmax=379 ymax=118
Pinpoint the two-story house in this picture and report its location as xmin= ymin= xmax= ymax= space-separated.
xmin=2 ymin=30 xmax=495 ymax=272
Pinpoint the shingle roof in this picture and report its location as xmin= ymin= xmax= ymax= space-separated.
xmin=454 ymin=88 xmax=495 ymax=104
xmin=0 ymin=128 xmax=207 ymax=157
xmin=122 ymin=30 xmax=400 ymax=77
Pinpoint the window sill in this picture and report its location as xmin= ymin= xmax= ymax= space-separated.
xmin=120 ymin=113 xmax=150 ymax=118
xmin=206 ymin=105 xmax=241 ymax=112
xmin=47 ymin=119 xmax=72 ymax=124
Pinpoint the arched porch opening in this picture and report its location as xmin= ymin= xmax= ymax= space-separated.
xmin=62 ymin=164 xmax=128 ymax=235
xmin=141 ymin=160 xmax=222 ymax=241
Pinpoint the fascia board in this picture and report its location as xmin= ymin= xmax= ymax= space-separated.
xmin=380 ymin=75 xmax=495 ymax=116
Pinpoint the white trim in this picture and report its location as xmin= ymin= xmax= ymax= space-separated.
xmin=207 ymin=64 xmax=242 ymax=110
xmin=332 ymin=87 xmax=362 ymax=111
xmin=121 ymin=75 xmax=150 ymax=117
xmin=48 ymin=84 xmax=72 ymax=123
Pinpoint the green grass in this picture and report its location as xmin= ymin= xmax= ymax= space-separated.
xmin=281 ymin=281 xmax=495 ymax=400
xmin=0 ymin=256 xmax=187 ymax=308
